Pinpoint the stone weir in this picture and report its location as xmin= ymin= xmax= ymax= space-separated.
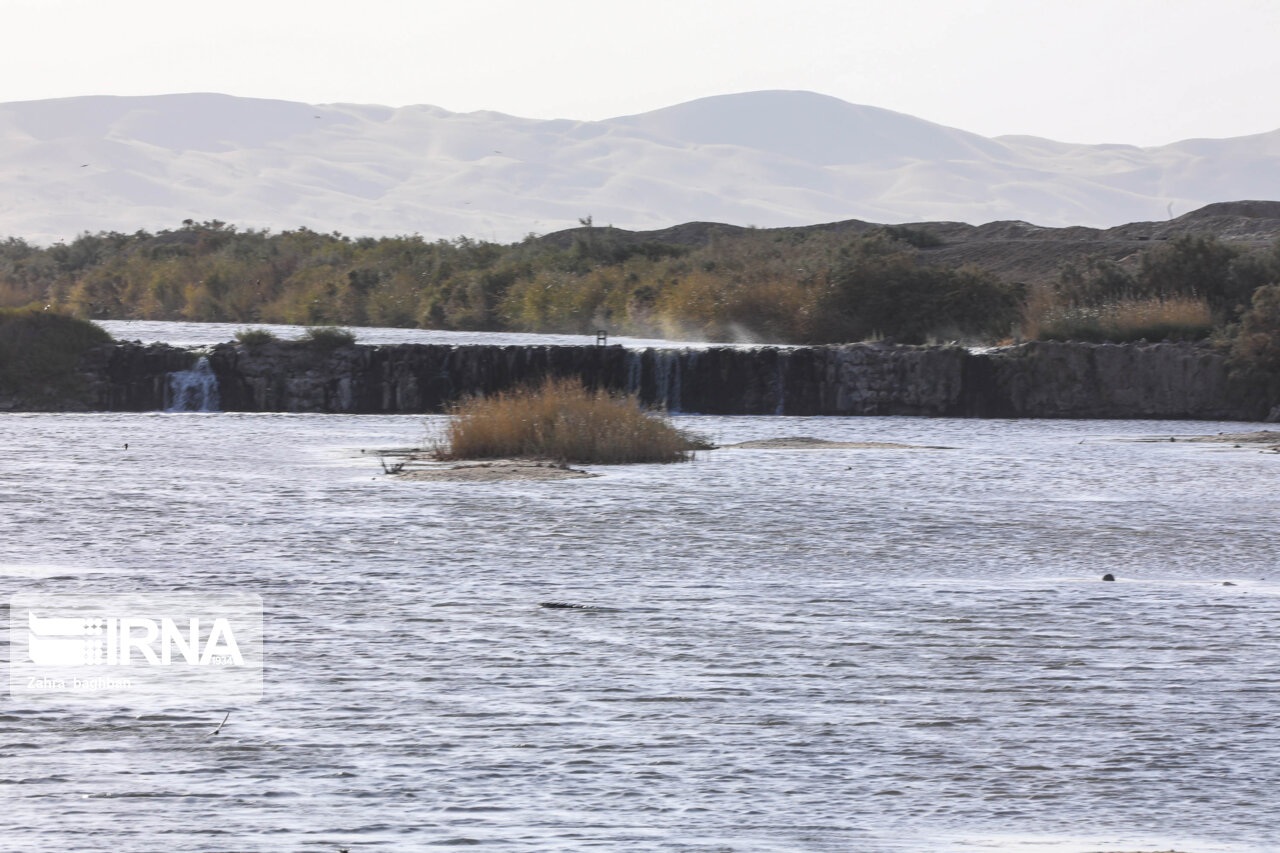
xmin=204 ymin=341 xmax=971 ymax=415
xmin=48 ymin=339 xmax=1275 ymax=420
xmin=195 ymin=340 xmax=1266 ymax=420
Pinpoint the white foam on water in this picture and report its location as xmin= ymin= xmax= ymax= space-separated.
xmin=165 ymin=356 xmax=220 ymax=412
xmin=0 ymin=564 xmax=115 ymax=578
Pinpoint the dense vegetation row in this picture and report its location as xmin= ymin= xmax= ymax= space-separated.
xmin=1 ymin=219 xmax=1279 ymax=362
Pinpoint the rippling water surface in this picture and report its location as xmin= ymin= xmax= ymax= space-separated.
xmin=2 ymin=412 xmax=1278 ymax=852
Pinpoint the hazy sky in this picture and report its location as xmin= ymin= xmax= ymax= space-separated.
xmin=4 ymin=0 xmax=1278 ymax=146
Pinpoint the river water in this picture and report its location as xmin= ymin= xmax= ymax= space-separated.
xmin=96 ymin=319 xmax=757 ymax=349
xmin=3 ymin=407 xmax=1278 ymax=852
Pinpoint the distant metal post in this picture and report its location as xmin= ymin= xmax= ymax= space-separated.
xmin=595 ymin=330 xmax=608 ymax=346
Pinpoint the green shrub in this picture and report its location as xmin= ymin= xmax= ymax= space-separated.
xmin=1232 ymin=284 xmax=1280 ymax=372
xmin=234 ymin=328 xmax=280 ymax=346
xmin=435 ymin=377 xmax=703 ymax=464
xmin=880 ymin=225 xmax=944 ymax=248
xmin=814 ymin=236 xmax=1019 ymax=343
xmin=1056 ymin=257 xmax=1139 ymax=306
xmin=1228 ymin=284 xmax=1280 ymax=414
xmin=0 ymin=304 xmax=112 ymax=402
xmin=300 ymin=326 xmax=356 ymax=349
xmin=1138 ymin=234 xmax=1251 ymax=316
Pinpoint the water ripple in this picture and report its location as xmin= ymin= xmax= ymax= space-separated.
xmin=1 ymin=413 xmax=1277 ymax=851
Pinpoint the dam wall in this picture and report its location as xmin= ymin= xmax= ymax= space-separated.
xmin=203 ymin=340 xmax=1266 ymax=420
xmin=8 ymin=339 xmax=1274 ymax=420
xmin=202 ymin=341 xmax=980 ymax=416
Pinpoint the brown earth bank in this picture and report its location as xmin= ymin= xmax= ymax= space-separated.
xmin=368 ymin=446 xmax=597 ymax=481
xmin=389 ymin=459 xmax=596 ymax=482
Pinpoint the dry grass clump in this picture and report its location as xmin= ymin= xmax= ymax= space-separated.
xmin=300 ymin=326 xmax=356 ymax=348
xmin=1024 ymin=293 xmax=1213 ymax=343
xmin=234 ymin=327 xmax=280 ymax=346
xmin=1110 ymin=296 xmax=1212 ymax=335
xmin=435 ymin=377 xmax=702 ymax=464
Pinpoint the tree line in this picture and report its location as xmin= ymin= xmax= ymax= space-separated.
xmin=2 ymin=219 xmax=1279 ymax=357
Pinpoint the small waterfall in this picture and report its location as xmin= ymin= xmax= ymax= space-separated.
xmin=166 ymin=356 xmax=221 ymax=412
xmin=774 ymin=354 xmax=787 ymax=416
xmin=653 ymin=351 xmax=672 ymax=409
xmin=670 ymin=351 xmax=683 ymax=414
xmin=652 ymin=349 xmax=687 ymax=411
xmin=625 ymin=350 xmax=642 ymax=396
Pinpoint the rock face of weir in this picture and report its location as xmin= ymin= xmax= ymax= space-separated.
xmin=53 ymin=339 xmax=1273 ymax=420
xmin=78 ymin=341 xmax=198 ymax=411
xmin=204 ymin=341 xmax=975 ymax=415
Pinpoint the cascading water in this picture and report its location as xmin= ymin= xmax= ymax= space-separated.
xmin=625 ymin=350 xmax=642 ymax=396
xmin=774 ymin=354 xmax=787 ymax=415
xmin=166 ymin=356 xmax=221 ymax=412
xmin=653 ymin=352 xmax=671 ymax=409
xmin=670 ymin=351 xmax=683 ymax=413
xmin=651 ymin=350 xmax=686 ymax=412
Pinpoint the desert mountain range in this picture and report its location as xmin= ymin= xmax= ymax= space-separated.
xmin=2 ymin=90 xmax=1279 ymax=244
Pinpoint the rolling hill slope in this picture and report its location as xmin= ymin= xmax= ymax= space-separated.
xmin=2 ymin=90 xmax=1279 ymax=244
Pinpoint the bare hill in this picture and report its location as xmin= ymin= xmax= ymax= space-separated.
xmin=538 ymin=201 xmax=1280 ymax=287
xmin=4 ymin=91 xmax=1280 ymax=245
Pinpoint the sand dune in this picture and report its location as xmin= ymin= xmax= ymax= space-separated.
xmin=2 ymin=90 xmax=1278 ymax=243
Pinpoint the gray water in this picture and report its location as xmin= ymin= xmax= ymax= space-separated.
xmin=96 ymin=319 xmax=767 ymax=350
xmin=2 ymin=412 xmax=1278 ymax=852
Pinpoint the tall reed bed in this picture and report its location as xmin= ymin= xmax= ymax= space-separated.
xmin=435 ymin=377 xmax=702 ymax=464
xmin=1023 ymin=293 xmax=1213 ymax=343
